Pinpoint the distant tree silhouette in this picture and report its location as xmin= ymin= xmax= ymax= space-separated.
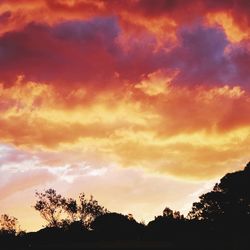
xmin=34 ymin=189 xmax=66 ymax=227
xmin=163 ymin=207 xmax=183 ymax=219
xmin=34 ymin=189 xmax=108 ymax=229
xmin=0 ymin=214 xmax=20 ymax=235
xmin=62 ymin=198 xmax=78 ymax=226
xmin=62 ymin=193 xmax=108 ymax=228
xmin=77 ymin=193 xmax=108 ymax=228
xmin=188 ymin=162 xmax=250 ymax=225
xmin=127 ymin=213 xmax=134 ymax=221
xmin=147 ymin=206 xmax=184 ymax=240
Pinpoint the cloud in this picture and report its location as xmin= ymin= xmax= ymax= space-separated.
xmin=169 ymin=24 xmax=233 ymax=86
xmin=0 ymin=11 xmax=249 ymax=94
xmin=0 ymin=72 xmax=249 ymax=180
xmin=1 ymin=0 xmax=249 ymax=43
xmin=134 ymin=69 xmax=176 ymax=96
xmin=228 ymin=44 xmax=250 ymax=87
xmin=0 ymin=19 xmax=121 ymax=86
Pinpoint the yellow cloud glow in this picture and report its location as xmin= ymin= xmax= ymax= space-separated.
xmin=206 ymin=12 xmax=249 ymax=43
xmin=0 ymin=75 xmax=249 ymax=180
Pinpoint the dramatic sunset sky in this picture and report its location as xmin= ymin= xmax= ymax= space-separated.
xmin=0 ymin=0 xmax=250 ymax=231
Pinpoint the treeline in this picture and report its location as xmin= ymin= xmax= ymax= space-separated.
xmin=1 ymin=162 xmax=250 ymax=249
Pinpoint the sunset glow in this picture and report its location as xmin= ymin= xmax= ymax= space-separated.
xmin=0 ymin=0 xmax=249 ymax=231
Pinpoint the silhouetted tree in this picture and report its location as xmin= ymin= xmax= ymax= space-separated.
xmin=77 ymin=193 xmax=107 ymax=227
xmin=163 ymin=207 xmax=183 ymax=219
xmin=147 ymin=206 xmax=185 ymax=241
xmin=63 ymin=193 xmax=108 ymax=228
xmin=63 ymin=198 xmax=78 ymax=224
xmin=35 ymin=189 xmax=108 ymax=229
xmin=188 ymin=162 xmax=250 ymax=225
xmin=0 ymin=214 xmax=20 ymax=235
xmin=34 ymin=189 xmax=66 ymax=227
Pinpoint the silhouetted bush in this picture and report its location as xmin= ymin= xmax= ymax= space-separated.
xmin=92 ymin=213 xmax=145 ymax=240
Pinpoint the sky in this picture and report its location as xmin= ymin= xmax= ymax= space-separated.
xmin=0 ymin=0 xmax=250 ymax=232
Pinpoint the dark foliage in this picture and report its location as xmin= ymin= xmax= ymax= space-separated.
xmin=189 ymin=162 xmax=250 ymax=225
xmin=0 ymin=214 xmax=20 ymax=235
xmin=1 ymin=162 xmax=250 ymax=249
xmin=34 ymin=189 xmax=66 ymax=228
xmin=34 ymin=189 xmax=108 ymax=229
xmin=91 ymin=212 xmax=145 ymax=240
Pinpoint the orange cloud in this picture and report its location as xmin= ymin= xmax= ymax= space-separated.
xmin=0 ymin=73 xmax=249 ymax=179
xmin=134 ymin=70 xmax=177 ymax=96
xmin=206 ymin=12 xmax=250 ymax=43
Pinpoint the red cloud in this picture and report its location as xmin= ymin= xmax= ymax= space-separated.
xmin=1 ymin=0 xmax=249 ymax=44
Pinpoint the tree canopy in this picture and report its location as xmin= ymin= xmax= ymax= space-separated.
xmin=34 ymin=189 xmax=66 ymax=227
xmin=0 ymin=214 xmax=20 ymax=235
xmin=34 ymin=189 xmax=108 ymax=228
xmin=188 ymin=162 xmax=250 ymax=225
